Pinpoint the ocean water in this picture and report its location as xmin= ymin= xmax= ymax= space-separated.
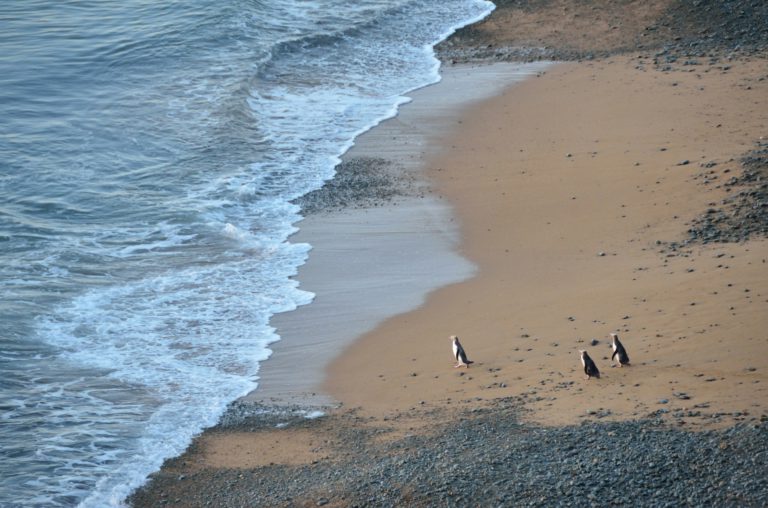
xmin=0 ymin=0 xmax=495 ymax=506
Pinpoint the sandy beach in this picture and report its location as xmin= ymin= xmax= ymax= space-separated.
xmin=130 ymin=1 xmax=768 ymax=506
xmin=327 ymin=55 xmax=768 ymax=428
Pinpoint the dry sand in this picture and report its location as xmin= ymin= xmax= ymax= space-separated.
xmin=326 ymin=56 xmax=768 ymax=428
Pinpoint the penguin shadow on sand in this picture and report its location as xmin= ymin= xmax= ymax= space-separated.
xmin=578 ymin=332 xmax=631 ymax=380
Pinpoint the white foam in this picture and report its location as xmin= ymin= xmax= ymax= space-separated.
xmin=112 ymin=222 xmax=198 ymax=258
xmin=222 ymin=222 xmax=254 ymax=243
xmin=34 ymin=240 xmax=313 ymax=506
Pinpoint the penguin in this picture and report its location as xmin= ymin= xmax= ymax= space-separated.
xmin=451 ymin=335 xmax=473 ymax=368
xmin=610 ymin=332 xmax=630 ymax=367
xmin=579 ymin=350 xmax=600 ymax=379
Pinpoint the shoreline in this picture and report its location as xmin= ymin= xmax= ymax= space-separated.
xmin=130 ymin=1 xmax=768 ymax=505
xmin=247 ymin=61 xmax=550 ymax=409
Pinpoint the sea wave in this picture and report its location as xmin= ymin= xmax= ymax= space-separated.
xmin=0 ymin=0 xmax=495 ymax=505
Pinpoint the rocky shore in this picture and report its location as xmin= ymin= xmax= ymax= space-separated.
xmin=130 ymin=1 xmax=767 ymax=506
xmin=436 ymin=0 xmax=768 ymax=63
xmin=130 ymin=400 xmax=768 ymax=507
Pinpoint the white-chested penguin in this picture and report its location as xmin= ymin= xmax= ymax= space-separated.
xmin=579 ymin=350 xmax=600 ymax=379
xmin=610 ymin=332 xmax=630 ymax=367
xmin=451 ymin=335 xmax=473 ymax=368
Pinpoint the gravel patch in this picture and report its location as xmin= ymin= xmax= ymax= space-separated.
xmin=686 ymin=141 xmax=768 ymax=245
xmin=129 ymin=400 xmax=768 ymax=507
xmin=436 ymin=0 xmax=768 ymax=64
xmin=656 ymin=141 xmax=768 ymax=252
xmin=292 ymin=157 xmax=419 ymax=215
xmin=648 ymin=0 xmax=768 ymax=69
